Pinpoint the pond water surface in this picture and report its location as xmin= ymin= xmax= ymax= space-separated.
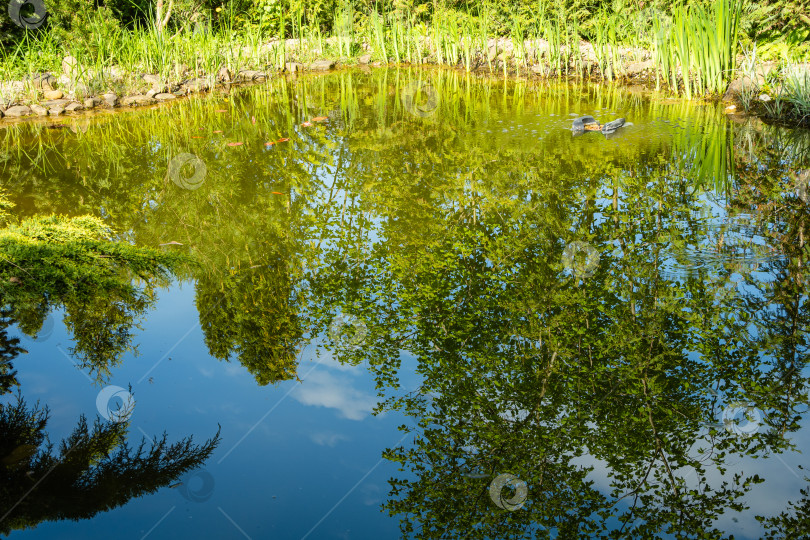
xmin=1 ymin=68 xmax=810 ymax=539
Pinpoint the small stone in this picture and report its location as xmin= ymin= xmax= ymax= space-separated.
xmin=233 ymin=70 xmax=266 ymax=83
xmin=625 ymin=60 xmax=654 ymax=75
xmin=759 ymin=93 xmax=772 ymax=102
xmin=143 ymin=74 xmax=162 ymax=85
xmin=97 ymin=66 xmax=124 ymax=83
xmin=72 ymin=84 xmax=90 ymax=98
xmin=62 ymin=55 xmax=79 ymax=76
xmin=30 ymin=104 xmax=48 ymax=116
xmin=725 ymin=104 xmax=737 ymax=111
xmin=358 ymin=54 xmax=372 ymax=65
xmin=64 ymin=102 xmax=84 ymax=112
xmin=530 ymin=64 xmax=544 ymax=74
xmin=42 ymin=99 xmax=70 ymax=108
xmin=145 ymin=89 xmax=157 ymax=99
xmin=216 ymin=65 xmax=231 ymax=83
xmin=43 ymin=90 xmax=63 ymax=100
xmin=103 ymin=93 xmax=118 ymax=107
xmin=154 ymin=93 xmax=176 ymax=101
xmin=49 ymin=107 xmax=65 ymax=116
xmin=183 ymin=79 xmax=209 ymax=93
xmin=308 ymin=59 xmax=335 ymax=71
xmin=723 ymin=77 xmax=757 ymax=100
xmin=121 ymin=95 xmax=156 ymax=107
xmin=31 ymin=73 xmax=57 ymax=91
xmin=83 ymin=98 xmax=96 ymax=109
xmin=3 ymin=105 xmax=32 ymax=118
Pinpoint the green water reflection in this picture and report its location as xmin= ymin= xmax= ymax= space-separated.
xmin=2 ymin=67 xmax=810 ymax=537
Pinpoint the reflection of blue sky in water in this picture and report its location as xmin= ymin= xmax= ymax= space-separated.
xmin=291 ymin=357 xmax=380 ymax=421
xmin=5 ymin=233 xmax=808 ymax=536
xmin=7 ymin=284 xmax=421 ymax=539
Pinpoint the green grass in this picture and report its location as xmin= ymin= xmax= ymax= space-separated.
xmin=652 ymin=0 xmax=741 ymax=99
xmin=0 ymin=0 xmax=806 ymax=125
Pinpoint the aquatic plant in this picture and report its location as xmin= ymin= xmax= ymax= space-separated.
xmin=652 ymin=0 xmax=741 ymax=98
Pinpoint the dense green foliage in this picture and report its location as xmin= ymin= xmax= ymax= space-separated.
xmin=0 ymin=0 xmax=807 ymax=125
xmin=0 ymin=0 xmax=806 ymax=59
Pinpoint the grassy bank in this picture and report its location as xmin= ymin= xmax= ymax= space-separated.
xmin=0 ymin=0 xmax=808 ymax=125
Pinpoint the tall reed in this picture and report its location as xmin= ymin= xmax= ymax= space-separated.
xmin=653 ymin=0 xmax=740 ymax=98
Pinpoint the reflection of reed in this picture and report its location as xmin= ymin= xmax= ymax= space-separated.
xmin=1 ymin=68 xmax=807 ymax=285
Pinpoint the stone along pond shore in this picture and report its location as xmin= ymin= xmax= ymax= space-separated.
xmin=0 ymin=54 xmax=338 ymax=121
xmin=0 ymin=39 xmax=798 ymax=125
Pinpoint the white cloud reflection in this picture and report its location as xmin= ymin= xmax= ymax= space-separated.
xmin=309 ymin=431 xmax=350 ymax=447
xmin=292 ymin=370 xmax=377 ymax=420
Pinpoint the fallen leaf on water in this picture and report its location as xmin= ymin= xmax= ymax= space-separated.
xmin=312 ymin=116 xmax=328 ymax=122
xmin=301 ymin=121 xmax=313 ymax=127
xmin=159 ymin=241 xmax=183 ymax=246
xmin=215 ymin=109 xmax=227 ymax=113
xmin=251 ymin=116 xmax=256 ymax=124
xmin=271 ymin=191 xmax=284 ymax=195
xmin=277 ymin=138 xmax=290 ymax=143
xmin=227 ymin=142 xmax=244 ymax=147
xmin=265 ymin=142 xmax=275 ymax=146
xmin=9 ymin=277 xmax=21 ymax=284
xmin=213 ymin=130 xmax=223 ymax=133
xmin=191 ymin=136 xmax=203 ymax=139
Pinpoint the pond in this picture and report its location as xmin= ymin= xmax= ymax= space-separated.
xmin=1 ymin=67 xmax=810 ymax=539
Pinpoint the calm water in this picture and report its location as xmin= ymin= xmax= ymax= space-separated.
xmin=1 ymin=68 xmax=810 ymax=539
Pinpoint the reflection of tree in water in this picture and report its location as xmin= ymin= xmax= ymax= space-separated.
xmin=0 ymin=307 xmax=24 ymax=395
xmin=305 ymin=139 xmax=810 ymax=536
xmin=0 ymin=202 xmax=220 ymax=536
xmin=759 ymin=485 xmax=810 ymax=538
xmin=0 ymin=212 xmax=186 ymax=381
xmin=197 ymin=256 xmax=305 ymax=385
xmin=0 ymin=393 xmax=220 ymax=537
